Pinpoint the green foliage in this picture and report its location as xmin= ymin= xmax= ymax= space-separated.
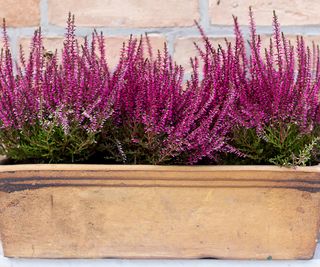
xmin=4 ymin=119 xmax=319 ymax=166
xmin=99 ymin=122 xmax=172 ymax=165
xmin=0 ymin=122 xmax=99 ymax=163
xmin=2 ymin=119 xmax=320 ymax=166
xmin=224 ymin=123 xmax=320 ymax=166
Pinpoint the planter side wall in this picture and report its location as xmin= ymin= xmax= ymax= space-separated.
xmin=0 ymin=165 xmax=319 ymax=259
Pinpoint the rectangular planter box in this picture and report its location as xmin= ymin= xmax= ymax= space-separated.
xmin=0 ymin=164 xmax=320 ymax=259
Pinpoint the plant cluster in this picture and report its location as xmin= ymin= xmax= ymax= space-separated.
xmin=0 ymin=10 xmax=319 ymax=166
xmin=230 ymin=8 xmax=320 ymax=165
xmin=0 ymin=14 xmax=236 ymax=164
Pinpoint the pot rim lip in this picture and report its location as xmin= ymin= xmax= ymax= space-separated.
xmin=1 ymin=164 xmax=320 ymax=193
xmin=0 ymin=163 xmax=319 ymax=172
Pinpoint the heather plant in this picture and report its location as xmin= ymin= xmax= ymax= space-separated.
xmin=0 ymin=14 xmax=237 ymax=165
xmin=1 ymin=11 xmax=319 ymax=166
xmin=99 ymin=35 xmax=237 ymax=164
xmin=0 ymin=14 xmax=116 ymax=163
xmin=197 ymin=9 xmax=320 ymax=166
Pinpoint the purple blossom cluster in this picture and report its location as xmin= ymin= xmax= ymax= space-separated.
xmin=195 ymin=9 xmax=320 ymax=165
xmin=0 ymin=15 xmax=117 ymax=133
xmin=107 ymin=34 xmax=236 ymax=163
xmin=199 ymin=9 xmax=320 ymax=136
xmin=0 ymin=14 xmax=236 ymax=164
xmin=1 ymin=10 xmax=319 ymax=165
xmin=231 ymin=9 xmax=319 ymax=133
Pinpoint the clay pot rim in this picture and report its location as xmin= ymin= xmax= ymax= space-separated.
xmin=0 ymin=163 xmax=319 ymax=172
xmin=0 ymin=164 xmax=319 ymax=194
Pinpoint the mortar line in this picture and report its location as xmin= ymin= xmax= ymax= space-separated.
xmin=10 ymin=25 xmax=320 ymax=38
xmin=40 ymin=0 xmax=49 ymax=32
xmin=199 ymin=0 xmax=210 ymax=31
xmin=4 ymin=1 xmax=320 ymax=61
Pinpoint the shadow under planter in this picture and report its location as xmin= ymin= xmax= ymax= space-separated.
xmin=0 ymin=164 xmax=319 ymax=259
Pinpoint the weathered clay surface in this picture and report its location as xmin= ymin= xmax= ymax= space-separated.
xmin=209 ymin=0 xmax=320 ymax=26
xmin=48 ymin=0 xmax=199 ymax=27
xmin=0 ymin=165 xmax=319 ymax=259
xmin=0 ymin=0 xmax=40 ymax=27
xmin=19 ymin=35 xmax=166 ymax=70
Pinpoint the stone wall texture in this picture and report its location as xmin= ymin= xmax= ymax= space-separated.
xmin=2 ymin=0 xmax=320 ymax=71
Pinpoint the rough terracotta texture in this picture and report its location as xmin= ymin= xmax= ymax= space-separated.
xmin=173 ymin=37 xmax=235 ymax=72
xmin=259 ymin=34 xmax=320 ymax=66
xmin=48 ymin=0 xmax=199 ymax=27
xmin=260 ymin=34 xmax=320 ymax=49
xmin=0 ymin=165 xmax=319 ymax=259
xmin=19 ymin=37 xmax=84 ymax=65
xmin=209 ymin=0 xmax=320 ymax=25
xmin=0 ymin=0 xmax=40 ymax=27
xmin=19 ymin=35 xmax=166 ymax=69
xmin=1 ymin=0 xmax=320 ymax=70
xmin=19 ymin=37 xmax=65 ymax=57
xmin=104 ymin=35 xmax=167 ymax=68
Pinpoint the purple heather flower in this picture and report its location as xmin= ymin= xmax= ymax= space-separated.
xmin=0 ymin=13 xmax=245 ymax=164
xmin=112 ymin=33 xmax=237 ymax=164
xmin=233 ymin=8 xmax=320 ymax=132
xmin=0 ymin=14 xmax=117 ymax=133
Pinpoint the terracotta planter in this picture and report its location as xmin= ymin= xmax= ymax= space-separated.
xmin=0 ymin=164 xmax=320 ymax=259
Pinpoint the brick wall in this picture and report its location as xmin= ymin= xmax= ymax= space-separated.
xmin=2 ymin=0 xmax=320 ymax=71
